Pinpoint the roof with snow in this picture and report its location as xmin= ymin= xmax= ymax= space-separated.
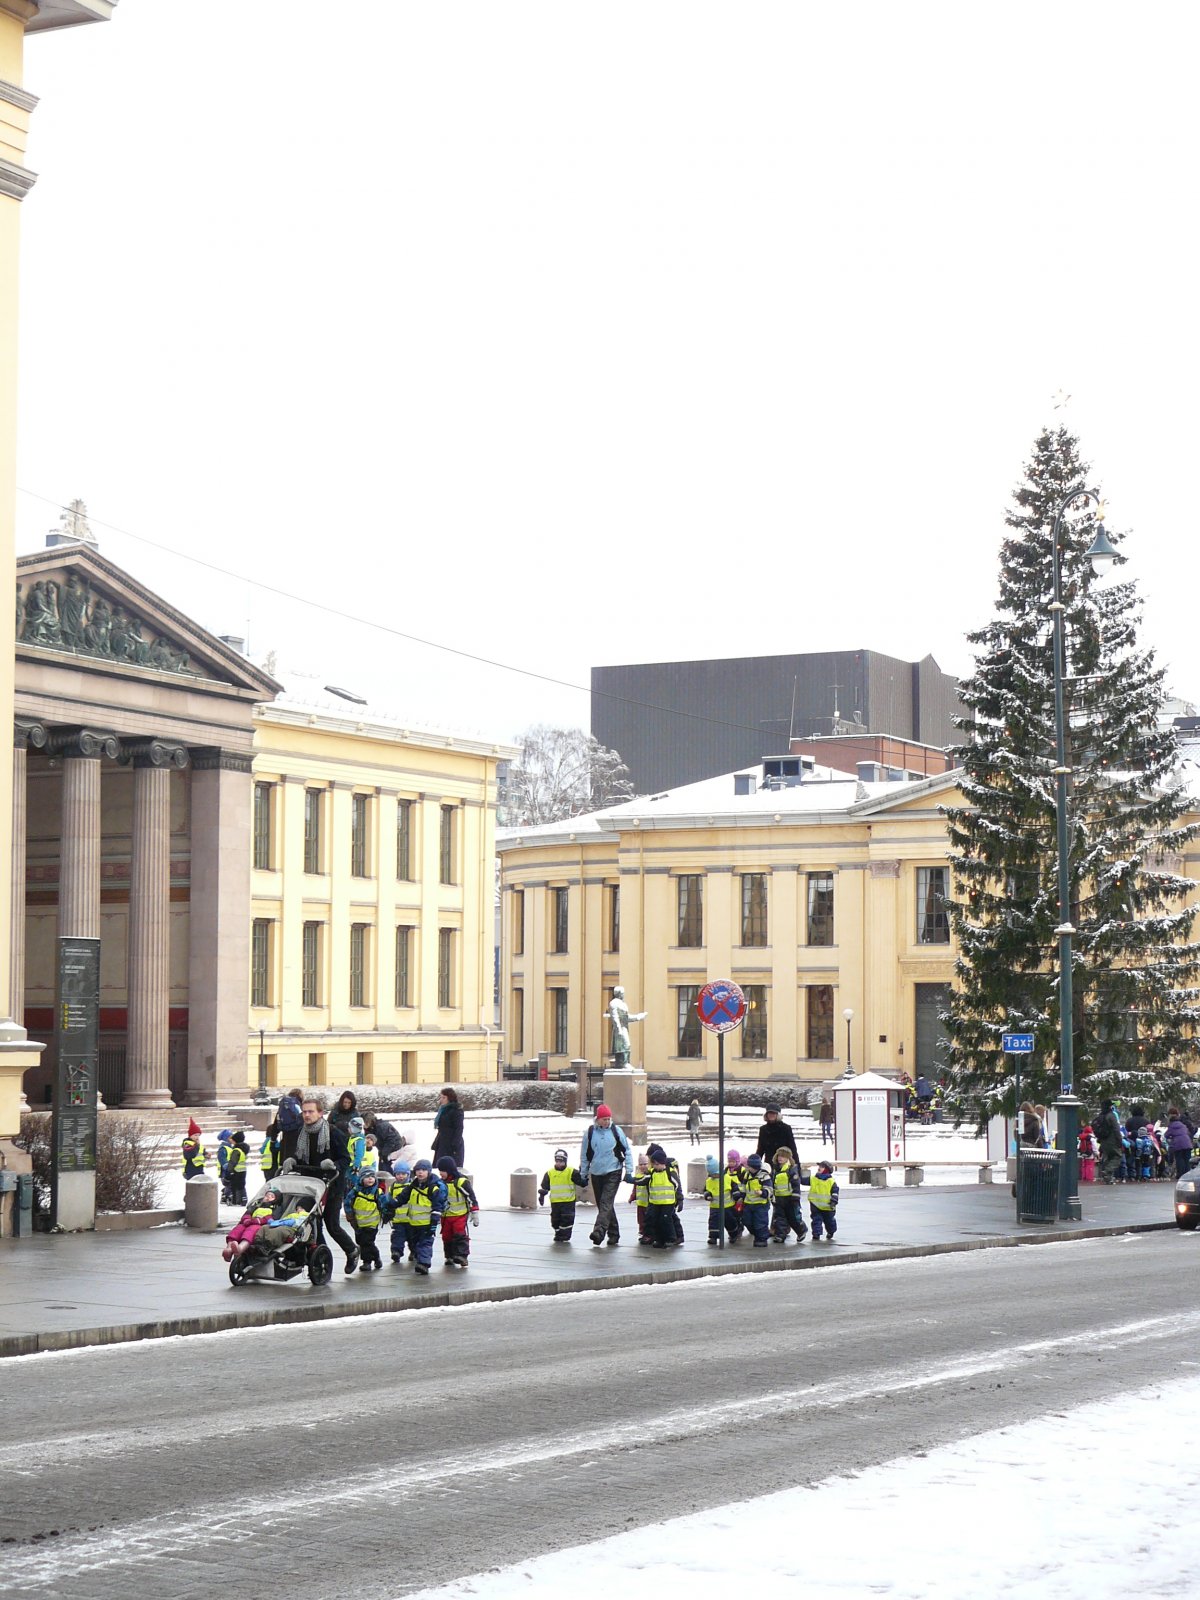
xmin=498 ymin=760 xmax=962 ymax=847
xmin=256 ymin=670 xmax=520 ymax=760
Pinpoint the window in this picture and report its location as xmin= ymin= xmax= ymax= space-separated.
xmin=253 ymin=782 xmax=272 ymax=871
xmin=607 ymin=884 xmax=620 ymax=953
xmin=351 ymin=792 xmax=370 ymax=878
xmin=439 ymin=805 xmax=456 ymax=885
xmin=807 ymin=873 xmax=834 ymax=946
xmin=394 ymin=925 xmax=413 ymax=1008
xmin=553 ymin=988 xmax=568 ymax=1054
xmin=512 ymin=987 xmax=524 ymax=1055
xmin=741 ymin=873 xmax=768 ymax=946
xmin=304 ymin=789 xmax=323 ymax=875
xmin=356 ymin=1051 xmax=372 ymax=1086
xmin=401 ymin=1050 xmax=417 ymax=1084
xmin=512 ymin=889 xmax=525 ymax=956
xmin=743 ymin=984 xmax=768 ymax=1058
xmin=443 ymin=1049 xmax=460 ymax=1082
xmin=302 ymin=921 xmax=322 ymax=1007
xmin=677 ymin=875 xmax=703 ymax=947
xmin=307 ymin=1051 xmax=324 ymax=1086
xmin=677 ymin=985 xmax=703 ymax=1058
xmin=250 ymin=918 xmax=272 ymax=1007
xmin=917 ymin=866 xmax=951 ymax=944
xmin=807 ymin=985 xmax=834 ymax=1059
xmin=350 ymin=923 xmax=368 ymax=1007
xmin=552 ymin=887 xmax=569 ymax=954
xmin=396 ymin=799 xmax=413 ymax=880
xmin=438 ymin=928 xmax=455 ymax=1008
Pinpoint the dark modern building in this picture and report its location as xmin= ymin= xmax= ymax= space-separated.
xmin=591 ymin=648 xmax=958 ymax=795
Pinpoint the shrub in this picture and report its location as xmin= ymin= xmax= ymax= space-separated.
xmin=17 ymin=1113 xmax=163 ymax=1215
xmin=646 ymin=1079 xmax=821 ymax=1114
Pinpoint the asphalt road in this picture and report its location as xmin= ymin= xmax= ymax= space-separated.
xmin=2 ymin=1230 xmax=1199 ymax=1598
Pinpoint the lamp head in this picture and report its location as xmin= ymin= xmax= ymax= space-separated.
xmin=1086 ymin=525 xmax=1120 ymax=575
xmin=842 ymin=1007 xmax=854 ymax=1022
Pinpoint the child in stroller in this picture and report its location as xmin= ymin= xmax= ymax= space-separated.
xmin=226 ymin=1163 xmax=337 ymax=1286
xmin=224 ymin=1187 xmax=290 ymax=1259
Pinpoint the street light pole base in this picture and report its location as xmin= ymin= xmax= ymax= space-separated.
xmin=1054 ymin=1093 xmax=1083 ymax=1223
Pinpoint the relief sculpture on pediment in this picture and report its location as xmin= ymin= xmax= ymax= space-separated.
xmin=16 ymin=571 xmax=194 ymax=675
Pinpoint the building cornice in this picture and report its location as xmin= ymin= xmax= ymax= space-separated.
xmin=255 ymin=703 xmax=519 ymax=764
xmin=0 ymin=77 xmax=37 ymax=112
xmin=0 ymin=155 xmax=36 ymax=200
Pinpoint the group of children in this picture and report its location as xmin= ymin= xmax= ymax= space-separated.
xmin=538 ymin=1143 xmax=840 ymax=1248
xmin=346 ymin=1155 xmax=480 ymax=1274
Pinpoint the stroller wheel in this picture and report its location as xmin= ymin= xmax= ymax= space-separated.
xmin=228 ymin=1255 xmax=247 ymax=1286
xmin=308 ymin=1244 xmax=334 ymax=1286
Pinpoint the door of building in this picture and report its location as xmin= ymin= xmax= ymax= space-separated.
xmin=914 ymin=983 xmax=951 ymax=1080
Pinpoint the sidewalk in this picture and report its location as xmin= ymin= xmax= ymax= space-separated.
xmin=0 ymin=1180 xmax=1178 ymax=1358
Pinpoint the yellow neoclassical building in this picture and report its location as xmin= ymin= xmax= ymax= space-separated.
xmin=248 ymin=677 xmax=518 ymax=1091
xmin=499 ymin=754 xmax=965 ymax=1085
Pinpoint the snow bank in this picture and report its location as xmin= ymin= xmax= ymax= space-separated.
xmin=407 ymin=1372 xmax=1200 ymax=1597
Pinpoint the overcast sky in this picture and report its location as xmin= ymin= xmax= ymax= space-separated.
xmin=13 ymin=1 xmax=1200 ymax=745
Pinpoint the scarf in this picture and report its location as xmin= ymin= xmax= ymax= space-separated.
xmin=297 ymin=1117 xmax=330 ymax=1164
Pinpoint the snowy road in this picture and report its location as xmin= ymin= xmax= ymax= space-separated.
xmin=1 ymin=1230 xmax=1197 ymax=1598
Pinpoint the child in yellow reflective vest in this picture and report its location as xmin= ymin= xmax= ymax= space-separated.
xmin=704 ymin=1154 xmax=743 ymax=1245
xmin=436 ymin=1157 xmax=479 ymax=1269
xmin=227 ymin=1132 xmax=249 ymax=1208
xmin=343 ymin=1166 xmax=386 ymax=1270
xmin=635 ymin=1145 xmax=684 ymax=1248
xmin=630 ymin=1151 xmax=652 ymax=1242
xmin=388 ymin=1158 xmax=412 ymax=1264
xmin=181 ymin=1118 xmax=206 ymax=1180
xmin=770 ymin=1148 xmax=808 ymax=1243
xmin=539 ymin=1148 xmax=582 ymax=1242
xmin=396 ymin=1159 xmax=446 ymax=1276
xmin=216 ymin=1129 xmax=234 ymax=1201
xmin=740 ymin=1154 xmax=772 ymax=1247
xmin=809 ymin=1160 xmax=839 ymax=1241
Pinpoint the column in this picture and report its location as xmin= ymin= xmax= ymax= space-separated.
xmin=52 ymin=729 xmax=118 ymax=940
xmin=187 ymin=747 xmax=254 ymax=1104
xmin=9 ymin=719 xmax=45 ymax=1024
xmin=123 ymin=740 xmax=186 ymax=1108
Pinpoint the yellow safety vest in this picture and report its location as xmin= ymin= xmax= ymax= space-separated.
xmin=389 ymin=1187 xmax=410 ymax=1226
xmin=228 ymin=1147 xmax=247 ymax=1175
xmin=546 ymin=1165 xmax=577 ymax=1203
xmin=182 ymin=1140 xmax=206 ymax=1173
xmin=348 ymin=1187 xmax=384 ymax=1228
xmin=772 ymin=1166 xmax=794 ymax=1197
xmin=742 ymin=1171 xmax=769 ymax=1205
xmin=260 ymin=1140 xmax=277 ymax=1176
xmin=809 ymin=1174 xmax=836 ymax=1210
xmin=705 ymin=1173 xmax=737 ymax=1207
xmin=647 ymin=1167 xmax=677 ymax=1206
xmin=443 ymin=1177 xmax=472 ymax=1219
xmin=407 ymin=1182 xmax=437 ymax=1224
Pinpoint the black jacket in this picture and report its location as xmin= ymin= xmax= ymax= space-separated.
xmin=756 ymin=1118 xmax=800 ymax=1163
xmin=432 ymin=1102 xmax=465 ymax=1164
xmin=365 ymin=1115 xmax=404 ymax=1162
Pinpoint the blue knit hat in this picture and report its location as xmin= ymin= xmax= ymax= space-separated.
xmin=706 ymin=1155 xmax=719 ymax=1176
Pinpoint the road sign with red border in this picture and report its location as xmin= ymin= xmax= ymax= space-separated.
xmin=696 ymin=979 xmax=746 ymax=1034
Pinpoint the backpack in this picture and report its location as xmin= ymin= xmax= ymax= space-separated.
xmin=586 ymin=1125 xmax=628 ymax=1164
xmin=276 ymin=1095 xmax=303 ymax=1133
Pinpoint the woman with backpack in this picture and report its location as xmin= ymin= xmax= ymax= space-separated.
xmin=577 ymin=1103 xmax=634 ymax=1246
xmin=269 ymin=1089 xmax=305 ymax=1165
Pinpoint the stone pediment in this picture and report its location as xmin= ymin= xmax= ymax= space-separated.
xmin=15 ymin=544 xmax=279 ymax=697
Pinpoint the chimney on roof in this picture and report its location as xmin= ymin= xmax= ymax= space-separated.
xmin=734 ymin=772 xmax=756 ymax=796
xmin=218 ymin=634 xmax=246 ymax=655
xmin=46 ymin=498 xmax=98 ymax=550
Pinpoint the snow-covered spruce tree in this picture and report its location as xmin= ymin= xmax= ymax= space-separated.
xmin=942 ymin=426 xmax=1200 ymax=1126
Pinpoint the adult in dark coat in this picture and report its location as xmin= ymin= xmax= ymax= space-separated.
xmin=1094 ymin=1100 xmax=1124 ymax=1184
xmin=432 ymin=1088 xmax=466 ymax=1168
xmin=293 ymin=1096 xmax=359 ymax=1272
xmin=755 ymin=1102 xmax=800 ymax=1164
xmin=267 ymin=1088 xmax=305 ymax=1165
xmin=363 ymin=1112 xmax=405 ymax=1166
xmin=329 ymin=1089 xmax=359 ymax=1138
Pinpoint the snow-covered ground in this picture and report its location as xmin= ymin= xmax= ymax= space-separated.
xmin=155 ymin=1109 xmax=993 ymax=1212
xmin=406 ymin=1372 xmax=1200 ymax=1598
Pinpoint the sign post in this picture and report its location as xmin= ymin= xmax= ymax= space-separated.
xmin=1001 ymin=1031 xmax=1034 ymax=1220
xmin=51 ymin=936 xmax=101 ymax=1232
xmin=696 ymin=979 xmax=746 ymax=1249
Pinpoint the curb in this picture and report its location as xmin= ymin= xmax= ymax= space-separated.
xmin=0 ymin=1218 xmax=1175 ymax=1360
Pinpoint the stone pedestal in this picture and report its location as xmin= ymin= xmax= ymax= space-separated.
xmin=686 ymin=1155 xmax=708 ymax=1196
xmin=183 ymin=1173 xmax=220 ymax=1230
xmin=602 ymin=1067 xmax=647 ymax=1144
xmin=509 ymin=1168 xmax=537 ymax=1209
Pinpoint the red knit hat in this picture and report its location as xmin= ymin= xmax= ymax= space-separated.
xmin=187 ymin=1117 xmax=202 ymax=1138
xmin=595 ymin=1104 xmax=612 ymax=1120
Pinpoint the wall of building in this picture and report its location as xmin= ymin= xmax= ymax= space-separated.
xmin=248 ymin=715 xmax=506 ymax=1090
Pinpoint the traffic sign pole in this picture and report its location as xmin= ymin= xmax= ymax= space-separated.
xmin=696 ymin=980 xmax=746 ymax=1252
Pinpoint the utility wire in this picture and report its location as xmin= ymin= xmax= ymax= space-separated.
xmin=17 ymin=487 xmax=808 ymax=745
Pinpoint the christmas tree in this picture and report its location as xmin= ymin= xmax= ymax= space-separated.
xmin=942 ymin=426 xmax=1199 ymax=1126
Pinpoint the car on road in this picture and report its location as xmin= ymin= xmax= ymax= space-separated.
xmin=1174 ymin=1166 xmax=1200 ymax=1230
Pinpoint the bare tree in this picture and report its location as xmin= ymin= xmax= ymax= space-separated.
xmin=504 ymin=726 xmax=634 ymax=826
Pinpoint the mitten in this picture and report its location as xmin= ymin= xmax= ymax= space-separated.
xmin=470 ymin=1212 xmax=479 ymax=1228
xmin=538 ymin=1193 xmax=545 ymax=1205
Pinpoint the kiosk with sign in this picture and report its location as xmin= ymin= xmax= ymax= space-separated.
xmin=833 ymin=1071 xmax=907 ymax=1166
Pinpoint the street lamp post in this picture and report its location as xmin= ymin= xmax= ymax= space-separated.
xmin=1049 ymin=488 xmax=1118 ymax=1222
xmin=843 ymin=1007 xmax=854 ymax=1075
